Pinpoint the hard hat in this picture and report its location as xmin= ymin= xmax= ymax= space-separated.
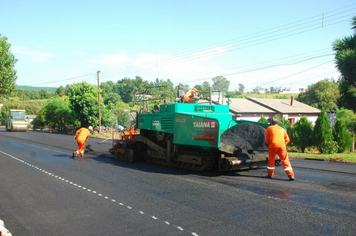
xmin=116 ymin=125 xmax=124 ymax=132
xmin=88 ymin=126 xmax=93 ymax=131
xmin=192 ymin=87 xmax=197 ymax=92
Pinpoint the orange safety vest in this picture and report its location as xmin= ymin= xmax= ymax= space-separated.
xmin=182 ymin=90 xmax=197 ymax=103
xmin=119 ymin=130 xmax=129 ymax=139
xmin=128 ymin=128 xmax=137 ymax=139
xmin=75 ymin=128 xmax=90 ymax=143
xmin=265 ymin=125 xmax=290 ymax=148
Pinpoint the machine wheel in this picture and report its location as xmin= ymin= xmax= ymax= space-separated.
xmin=125 ymin=149 xmax=134 ymax=163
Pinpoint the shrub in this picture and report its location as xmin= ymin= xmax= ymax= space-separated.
xmin=320 ymin=141 xmax=339 ymax=154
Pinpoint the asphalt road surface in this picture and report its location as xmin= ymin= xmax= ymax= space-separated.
xmin=0 ymin=129 xmax=355 ymax=235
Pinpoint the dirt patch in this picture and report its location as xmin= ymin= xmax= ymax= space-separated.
xmin=220 ymin=123 xmax=268 ymax=156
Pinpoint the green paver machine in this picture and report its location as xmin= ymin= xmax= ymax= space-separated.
xmin=110 ymin=98 xmax=270 ymax=171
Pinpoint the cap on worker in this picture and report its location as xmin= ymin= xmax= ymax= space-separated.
xmin=116 ymin=125 xmax=124 ymax=131
xmin=88 ymin=126 xmax=93 ymax=131
xmin=268 ymin=118 xmax=278 ymax=124
xmin=192 ymin=87 xmax=198 ymax=92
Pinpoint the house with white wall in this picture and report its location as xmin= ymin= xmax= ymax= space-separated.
xmin=201 ymin=97 xmax=321 ymax=126
xmin=245 ymin=97 xmax=321 ymax=125
xmin=228 ymin=98 xmax=275 ymax=122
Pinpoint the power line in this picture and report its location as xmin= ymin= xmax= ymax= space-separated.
xmin=20 ymin=73 xmax=96 ymax=86
xmin=252 ymin=60 xmax=334 ymax=90
xmin=21 ymin=4 xmax=355 ymax=87
xmin=99 ymin=7 xmax=355 ymax=80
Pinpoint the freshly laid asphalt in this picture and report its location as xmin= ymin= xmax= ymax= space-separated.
xmin=1 ymin=129 xmax=355 ymax=235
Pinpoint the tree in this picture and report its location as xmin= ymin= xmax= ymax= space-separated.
xmin=297 ymin=79 xmax=340 ymax=111
xmin=56 ymin=86 xmax=65 ymax=97
xmin=279 ymin=117 xmax=293 ymax=144
xmin=31 ymin=109 xmax=46 ymax=130
xmin=336 ymin=108 xmax=356 ymax=152
xmin=333 ymin=16 xmax=356 ymax=112
xmin=68 ymin=82 xmax=99 ymax=127
xmin=38 ymin=89 xmax=49 ymax=99
xmin=258 ymin=114 xmax=268 ymax=123
xmin=201 ymin=81 xmax=211 ymax=96
xmin=212 ymin=76 xmax=230 ymax=92
xmin=0 ymin=97 xmax=25 ymax=121
xmin=43 ymin=97 xmax=73 ymax=132
xmin=116 ymin=76 xmax=148 ymax=105
xmin=313 ymin=108 xmax=334 ymax=153
xmin=100 ymin=81 xmax=122 ymax=107
xmin=238 ymin=83 xmax=245 ymax=94
xmin=292 ymin=116 xmax=313 ymax=153
xmin=176 ymin=83 xmax=190 ymax=92
xmin=333 ymin=118 xmax=352 ymax=153
xmin=0 ymin=35 xmax=17 ymax=95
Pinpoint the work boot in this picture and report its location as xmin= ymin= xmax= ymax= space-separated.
xmin=289 ymin=176 xmax=295 ymax=181
xmin=267 ymin=175 xmax=273 ymax=179
xmin=72 ymin=152 xmax=76 ymax=159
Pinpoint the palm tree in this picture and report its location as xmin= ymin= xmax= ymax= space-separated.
xmin=333 ymin=16 xmax=356 ymax=112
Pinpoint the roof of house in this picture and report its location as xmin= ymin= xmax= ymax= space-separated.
xmin=228 ymin=98 xmax=275 ymax=113
xmin=198 ymin=97 xmax=320 ymax=114
xmin=248 ymin=97 xmax=321 ymax=114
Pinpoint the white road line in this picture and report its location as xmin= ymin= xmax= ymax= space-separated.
xmin=0 ymin=150 xmax=199 ymax=235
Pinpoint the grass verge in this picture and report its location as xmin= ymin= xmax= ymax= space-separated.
xmin=289 ymin=152 xmax=356 ymax=163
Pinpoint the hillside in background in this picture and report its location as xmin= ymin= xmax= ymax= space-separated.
xmin=16 ymin=86 xmax=58 ymax=92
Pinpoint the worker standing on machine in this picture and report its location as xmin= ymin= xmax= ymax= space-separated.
xmin=182 ymin=87 xmax=198 ymax=103
xmin=73 ymin=126 xmax=93 ymax=158
xmin=265 ymin=118 xmax=295 ymax=181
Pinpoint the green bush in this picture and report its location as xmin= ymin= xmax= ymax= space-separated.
xmin=321 ymin=141 xmax=339 ymax=154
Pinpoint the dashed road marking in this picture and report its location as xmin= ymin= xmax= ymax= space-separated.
xmin=0 ymin=150 xmax=200 ymax=235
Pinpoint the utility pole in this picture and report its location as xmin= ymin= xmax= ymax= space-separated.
xmin=97 ymin=70 xmax=101 ymax=134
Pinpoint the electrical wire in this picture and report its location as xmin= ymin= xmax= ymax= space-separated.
xmin=20 ymin=4 xmax=355 ymax=87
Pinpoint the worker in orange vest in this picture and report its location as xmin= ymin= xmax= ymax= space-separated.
xmin=119 ymin=126 xmax=129 ymax=140
xmin=73 ymin=126 xmax=93 ymax=158
xmin=265 ymin=118 xmax=295 ymax=180
xmin=182 ymin=87 xmax=198 ymax=103
xmin=128 ymin=125 xmax=138 ymax=139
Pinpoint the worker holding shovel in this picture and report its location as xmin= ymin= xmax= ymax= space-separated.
xmin=73 ymin=126 xmax=93 ymax=158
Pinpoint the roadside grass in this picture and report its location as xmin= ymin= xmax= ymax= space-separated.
xmin=92 ymin=133 xmax=113 ymax=139
xmin=289 ymin=152 xmax=356 ymax=163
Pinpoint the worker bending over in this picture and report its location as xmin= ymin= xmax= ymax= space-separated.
xmin=182 ymin=87 xmax=198 ymax=103
xmin=265 ymin=118 xmax=295 ymax=181
xmin=73 ymin=126 xmax=93 ymax=158
xmin=119 ymin=126 xmax=129 ymax=140
xmin=128 ymin=125 xmax=138 ymax=139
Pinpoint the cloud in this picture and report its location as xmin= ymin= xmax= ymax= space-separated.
xmin=132 ymin=52 xmax=169 ymax=68
xmin=88 ymin=53 xmax=129 ymax=65
xmin=130 ymin=51 xmax=223 ymax=86
xmin=12 ymin=47 xmax=56 ymax=58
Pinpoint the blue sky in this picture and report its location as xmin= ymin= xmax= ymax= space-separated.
xmin=1 ymin=0 xmax=356 ymax=91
